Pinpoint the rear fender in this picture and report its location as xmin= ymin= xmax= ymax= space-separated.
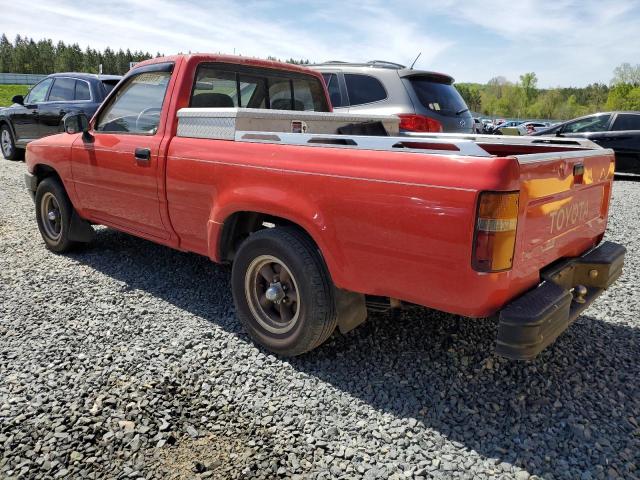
xmin=208 ymin=187 xmax=348 ymax=288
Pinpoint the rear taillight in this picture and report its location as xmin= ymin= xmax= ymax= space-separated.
xmin=398 ymin=114 xmax=443 ymax=133
xmin=472 ymin=191 xmax=520 ymax=272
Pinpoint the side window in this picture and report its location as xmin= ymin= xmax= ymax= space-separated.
xmin=49 ymin=78 xmax=76 ymax=102
xmin=611 ymin=114 xmax=640 ymax=131
xmin=322 ymin=73 xmax=343 ymax=108
xmin=238 ymin=75 xmax=266 ymax=108
xmin=191 ymin=69 xmax=238 ymax=107
xmin=292 ymin=78 xmax=325 ymax=111
xmin=268 ymin=77 xmax=292 ymax=110
xmin=95 ymin=71 xmax=171 ymax=134
xmin=562 ymin=115 xmax=611 ymax=133
xmin=75 ymin=81 xmax=91 ymax=101
xmin=344 ymin=74 xmax=387 ymax=106
xmin=25 ymin=78 xmax=53 ymax=104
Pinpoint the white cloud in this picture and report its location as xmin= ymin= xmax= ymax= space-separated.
xmin=0 ymin=0 xmax=452 ymax=66
xmin=421 ymin=0 xmax=640 ymax=86
xmin=0 ymin=0 xmax=638 ymax=87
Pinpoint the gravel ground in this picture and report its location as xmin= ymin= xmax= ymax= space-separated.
xmin=0 ymin=157 xmax=639 ymax=480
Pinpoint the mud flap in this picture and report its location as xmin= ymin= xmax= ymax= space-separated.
xmin=68 ymin=211 xmax=95 ymax=242
xmin=334 ymin=288 xmax=367 ymax=334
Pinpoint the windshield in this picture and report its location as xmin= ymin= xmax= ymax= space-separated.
xmin=563 ymin=115 xmax=611 ymax=133
xmin=408 ymin=77 xmax=468 ymax=117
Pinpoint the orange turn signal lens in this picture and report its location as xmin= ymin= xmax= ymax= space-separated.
xmin=472 ymin=191 xmax=519 ymax=272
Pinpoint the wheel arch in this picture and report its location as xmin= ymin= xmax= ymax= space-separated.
xmin=211 ymin=208 xmax=347 ymax=289
xmin=0 ymin=118 xmax=17 ymax=139
xmin=32 ymin=163 xmax=63 ymax=182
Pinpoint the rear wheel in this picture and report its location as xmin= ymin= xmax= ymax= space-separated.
xmin=1 ymin=124 xmax=23 ymax=161
xmin=35 ymin=178 xmax=77 ymax=253
xmin=231 ymin=227 xmax=337 ymax=356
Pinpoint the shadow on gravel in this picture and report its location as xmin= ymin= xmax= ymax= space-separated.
xmin=71 ymin=228 xmax=639 ymax=479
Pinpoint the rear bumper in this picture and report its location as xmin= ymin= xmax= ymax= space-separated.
xmin=496 ymin=241 xmax=626 ymax=361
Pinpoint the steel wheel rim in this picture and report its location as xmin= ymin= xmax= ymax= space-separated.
xmin=40 ymin=192 xmax=62 ymax=241
xmin=1 ymin=130 xmax=12 ymax=157
xmin=245 ymin=254 xmax=300 ymax=334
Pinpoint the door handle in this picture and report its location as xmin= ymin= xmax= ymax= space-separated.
xmin=134 ymin=147 xmax=151 ymax=165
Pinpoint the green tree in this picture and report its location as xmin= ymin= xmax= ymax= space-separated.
xmin=519 ymin=72 xmax=538 ymax=109
xmin=0 ymin=34 xmax=13 ymax=72
xmin=455 ymin=83 xmax=482 ymax=112
xmin=606 ymin=83 xmax=640 ymax=110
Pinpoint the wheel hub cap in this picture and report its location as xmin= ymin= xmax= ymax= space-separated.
xmin=244 ymin=255 xmax=300 ymax=334
xmin=40 ymin=192 xmax=62 ymax=241
xmin=265 ymin=282 xmax=286 ymax=304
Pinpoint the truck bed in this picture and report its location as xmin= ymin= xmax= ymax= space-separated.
xmin=166 ymin=108 xmax=615 ymax=318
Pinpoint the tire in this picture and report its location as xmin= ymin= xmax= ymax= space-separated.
xmin=231 ymin=227 xmax=337 ymax=356
xmin=1 ymin=124 xmax=24 ymax=161
xmin=35 ymin=178 xmax=77 ymax=253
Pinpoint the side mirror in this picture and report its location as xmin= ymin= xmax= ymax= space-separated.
xmin=63 ymin=112 xmax=90 ymax=135
xmin=12 ymin=95 xmax=24 ymax=105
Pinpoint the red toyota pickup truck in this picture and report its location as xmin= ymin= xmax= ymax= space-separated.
xmin=24 ymin=54 xmax=625 ymax=360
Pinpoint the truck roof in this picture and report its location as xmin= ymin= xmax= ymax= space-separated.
xmin=134 ymin=53 xmax=321 ymax=77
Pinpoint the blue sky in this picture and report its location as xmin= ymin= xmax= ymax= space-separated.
xmin=2 ymin=0 xmax=639 ymax=87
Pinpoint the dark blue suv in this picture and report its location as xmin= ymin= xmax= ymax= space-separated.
xmin=1 ymin=72 xmax=121 ymax=160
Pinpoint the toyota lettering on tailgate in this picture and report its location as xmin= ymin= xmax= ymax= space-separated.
xmin=549 ymin=200 xmax=589 ymax=234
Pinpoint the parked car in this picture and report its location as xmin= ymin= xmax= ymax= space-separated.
xmin=516 ymin=121 xmax=550 ymax=136
xmin=312 ymin=60 xmax=474 ymax=134
xmin=473 ymin=117 xmax=483 ymax=133
xmin=23 ymin=54 xmax=625 ymax=360
xmin=491 ymin=120 xmax=524 ymax=135
xmin=534 ymin=112 xmax=640 ymax=174
xmin=0 ymin=72 xmax=121 ymax=160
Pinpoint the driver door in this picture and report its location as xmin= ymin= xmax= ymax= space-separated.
xmin=13 ymin=77 xmax=54 ymax=142
xmin=70 ymin=64 xmax=174 ymax=240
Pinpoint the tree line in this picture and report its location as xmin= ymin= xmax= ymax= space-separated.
xmin=0 ymin=34 xmax=312 ymax=76
xmin=456 ymin=63 xmax=640 ymax=121
xmin=1 ymin=33 xmax=638 ymax=119
xmin=0 ymin=34 xmax=156 ymax=75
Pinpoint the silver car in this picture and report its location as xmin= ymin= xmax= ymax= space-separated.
xmin=312 ymin=60 xmax=473 ymax=134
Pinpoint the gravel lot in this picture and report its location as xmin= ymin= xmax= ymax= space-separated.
xmin=1 ymin=157 xmax=639 ymax=480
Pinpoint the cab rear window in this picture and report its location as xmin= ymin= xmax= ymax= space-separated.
xmin=191 ymin=64 xmax=329 ymax=112
xmin=408 ymin=76 xmax=468 ymax=117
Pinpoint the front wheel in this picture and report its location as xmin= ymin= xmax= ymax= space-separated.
xmin=231 ymin=227 xmax=337 ymax=356
xmin=1 ymin=124 xmax=23 ymax=161
xmin=35 ymin=178 xmax=77 ymax=253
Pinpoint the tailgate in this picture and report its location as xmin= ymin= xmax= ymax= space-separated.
xmin=514 ymin=149 xmax=615 ymax=276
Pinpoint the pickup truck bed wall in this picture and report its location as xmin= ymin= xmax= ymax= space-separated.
xmin=162 ymin=120 xmax=614 ymax=317
xmin=24 ymin=54 xmax=623 ymax=359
